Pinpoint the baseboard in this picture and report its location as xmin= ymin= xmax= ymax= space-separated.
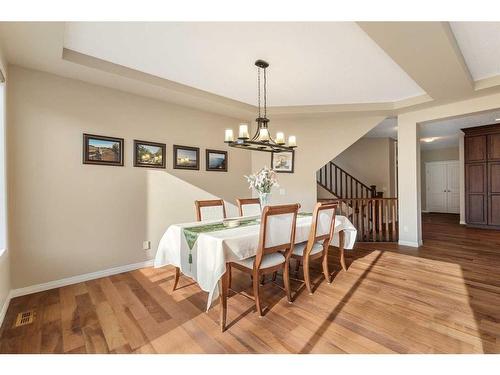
xmin=460 ymin=220 xmax=466 ymax=225
xmin=398 ymin=240 xmax=422 ymax=248
xmin=0 ymin=290 xmax=13 ymax=329
xmin=9 ymin=259 xmax=155 ymax=299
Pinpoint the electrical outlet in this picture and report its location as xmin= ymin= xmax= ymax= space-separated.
xmin=279 ymin=188 xmax=286 ymax=195
xmin=143 ymin=241 xmax=151 ymax=251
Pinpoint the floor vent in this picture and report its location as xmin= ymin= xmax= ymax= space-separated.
xmin=14 ymin=310 xmax=36 ymax=327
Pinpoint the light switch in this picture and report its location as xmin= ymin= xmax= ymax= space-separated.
xmin=143 ymin=241 xmax=151 ymax=250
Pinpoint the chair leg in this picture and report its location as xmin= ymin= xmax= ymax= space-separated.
xmin=303 ymin=257 xmax=313 ymax=295
xmin=283 ymin=261 xmax=292 ymax=303
xmin=253 ymin=272 xmax=263 ymax=316
xmin=272 ymin=271 xmax=277 ymax=282
xmin=260 ymin=275 xmax=266 ymax=285
xmin=322 ymin=249 xmax=331 ymax=284
xmin=295 ymin=259 xmax=301 ymax=273
xmin=219 ymin=269 xmax=229 ymax=332
xmin=172 ymin=266 xmax=180 ymax=292
xmin=228 ymin=264 xmax=232 ymax=289
xmin=339 ymin=231 xmax=347 ymax=271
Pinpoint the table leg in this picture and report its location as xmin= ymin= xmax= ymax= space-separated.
xmin=219 ymin=267 xmax=229 ymax=332
xmin=339 ymin=230 xmax=347 ymax=271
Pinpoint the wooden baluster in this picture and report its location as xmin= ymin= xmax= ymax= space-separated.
xmin=371 ymin=200 xmax=376 ymax=242
xmin=365 ymin=199 xmax=369 ymax=241
xmin=329 ymin=163 xmax=333 ymax=192
xmin=334 ymin=165 xmax=338 ymax=196
xmin=385 ymin=199 xmax=389 ymax=242
xmin=350 ymin=178 xmax=353 ymax=199
xmin=359 ymin=199 xmax=364 ymax=241
xmin=340 ymin=171 xmax=343 ymax=198
xmin=345 ymin=173 xmax=347 ymax=198
xmin=378 ymin=199 xmax=382 ymax=241
xmin=392 ymin=200 xmax=397 ymax=241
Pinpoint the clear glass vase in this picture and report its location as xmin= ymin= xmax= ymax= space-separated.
xmin=259 ymin=192 xmax=270 ymax=208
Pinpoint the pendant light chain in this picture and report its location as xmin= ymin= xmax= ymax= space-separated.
xmin=257 ymin=66 xmax=261 ymax=119
xmin=264 ymin=67 xmax=267 ymax=118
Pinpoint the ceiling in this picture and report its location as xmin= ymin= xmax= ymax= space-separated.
xmin=64 ymin=22 xmax=425 ymax=106
xmin=366 ymin=109 xmax=500 ymax=150
xmin=2 ymin=22 xmax=500 ymax=120
xmin=450 ymin=22 xmax=500 ymax=81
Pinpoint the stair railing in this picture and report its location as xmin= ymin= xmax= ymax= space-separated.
xmin=317 ymin=161 xmax=378 ymax=199
xmin=332 ymin=198 xmax=398 ymax=242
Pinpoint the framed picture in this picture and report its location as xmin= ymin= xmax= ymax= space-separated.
xmin=271 ymin=150 xmax=295 ymax=173
xmin=173 ymin=145 xmax=200 ymax=170
xmin=83 ymin=133 xmax=124 ymax=166
xmin=206 ymin=149 xmax=228 ymax=172
xmin=133 ymin=140 xmax=166 ymax=169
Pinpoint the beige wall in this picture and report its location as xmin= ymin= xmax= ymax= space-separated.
xmin=0 ymin=44 xmax=10 ymax=317
xmin=251 ymin=115 xmax=386 ymax=212
xmin=420 ymin=147 xmax=459 ymax=211
xmin=7 ymin=66 xmax=252 ymax=289
xmin=398 ymin=90 xmax=500 ymax=246
xmin=333 ymin=137 xmax=397 ymax=197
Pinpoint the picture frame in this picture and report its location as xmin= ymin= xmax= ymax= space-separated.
xmin=173 ymin=145 xmax=200 ymax=170
xmin=83 ymin=133 xmax=124 ymax=166
xmin=133 ymin=140 xmax=166 ymax=169
xmin=206 ymin=149 xmax=228 ymax=172
xmin=271 ymin=150 xmax=295 ymax=173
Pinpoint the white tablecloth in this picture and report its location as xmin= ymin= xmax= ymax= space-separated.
xmin=154 ymin=215 xmax=357 ymax=310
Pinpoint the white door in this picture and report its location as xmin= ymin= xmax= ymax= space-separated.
xmin=446 ymin=161 xmax=460 ymax=214
xmin=426 ymin=160 xmax=460 ymax=214
xmin=426 ymin=163 xmax=447 ymax=212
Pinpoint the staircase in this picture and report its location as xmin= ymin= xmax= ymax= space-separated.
xmin=317 ymin=161 xmax=381 ymax=199
xmin=317 ymin=161 xmax=398 ymax=242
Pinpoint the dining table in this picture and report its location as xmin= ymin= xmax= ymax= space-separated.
xmin=154 ymin=212 xmax=358 ymax=330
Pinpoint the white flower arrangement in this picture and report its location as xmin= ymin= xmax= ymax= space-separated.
xmin=244 ymin=166 xmax=279 ymax=194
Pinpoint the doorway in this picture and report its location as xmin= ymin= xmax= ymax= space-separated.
xmin=425 ymin=160 xmax=460 ymax=214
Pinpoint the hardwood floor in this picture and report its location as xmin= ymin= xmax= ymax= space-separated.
xmin=1 ymin=213 xmax=499 ymax=353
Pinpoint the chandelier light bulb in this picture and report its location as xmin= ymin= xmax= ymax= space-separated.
xmin=225 ymin=129 xmax=234 ymax=142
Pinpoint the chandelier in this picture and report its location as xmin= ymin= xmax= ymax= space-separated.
xmin=224 ymin=60 xmax=297 ymax=152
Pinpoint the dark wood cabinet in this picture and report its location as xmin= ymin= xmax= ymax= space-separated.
xmin=463 ymin=124 xmax=500 ymax=229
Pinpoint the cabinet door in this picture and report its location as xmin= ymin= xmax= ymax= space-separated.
xmin=488 ymin=162 xmax=500 ymax=225
xmin=488 ymin=133 xmax=500 ymax=161
xmin=465 ymin=135 xmax=487 ymax=163
xmin=466 ymin=163 xmax=487 ymax=224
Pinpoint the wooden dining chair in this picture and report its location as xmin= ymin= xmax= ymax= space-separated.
xmin=172 ymin=199 xmax=227 ymax=293
xmin=236 ymin=198 xmax=261 ymax=217
xmin=195 ymin=199 xmax=226 ymax=222
xmin=291 ymin=201 xmax=338 ymax=295
xmin=228 ymin=203 xmax=299 ymax=316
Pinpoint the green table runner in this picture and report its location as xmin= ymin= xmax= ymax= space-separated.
xmin=183 ymin=217 xmax=260 ymax=250
xmin=182 ymin=212 xmax=312 ymax=250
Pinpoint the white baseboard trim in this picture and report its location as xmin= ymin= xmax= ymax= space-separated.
xmin=9 ymin=259 xmax=155 ymax=299
xmin=0 ymin=290 xmax=13 ymax=329
xmin=398 ymin=240 xmax=422 ymax=248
